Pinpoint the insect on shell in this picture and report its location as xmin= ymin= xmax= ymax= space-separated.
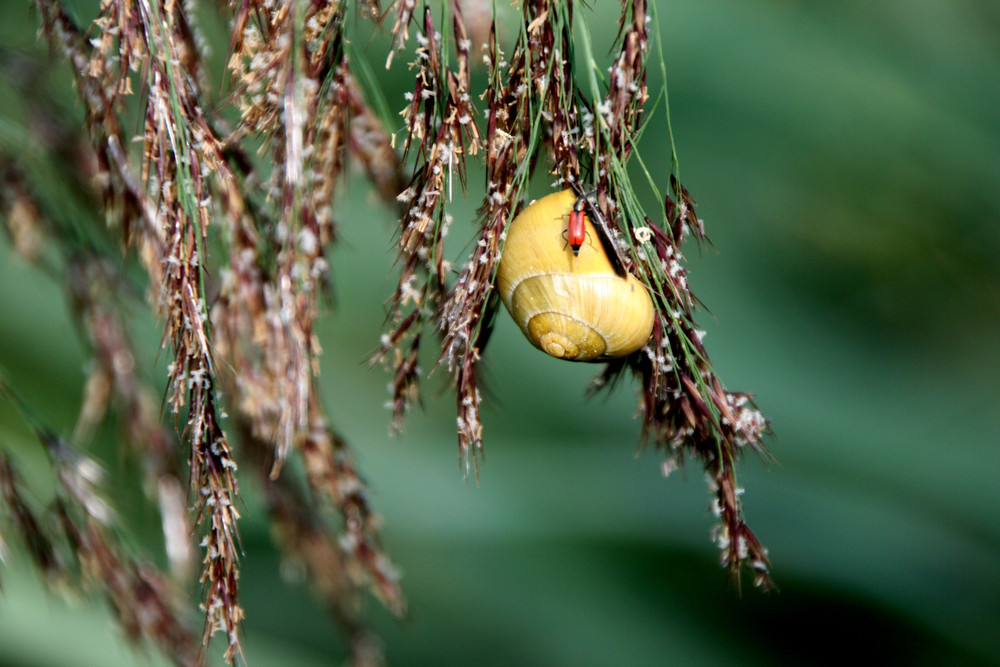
xmin=496 ymin=189 xmax=655 ymax=361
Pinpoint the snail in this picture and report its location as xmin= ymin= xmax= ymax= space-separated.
xmin=496 ymin=189 xmax=655 ymax=361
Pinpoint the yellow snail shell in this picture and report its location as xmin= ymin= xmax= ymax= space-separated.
xmin=496 ymin=189 xmax=655 ymax=361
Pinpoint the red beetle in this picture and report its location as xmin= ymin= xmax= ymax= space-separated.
xmin=568 ymin=190 xmax=628 ymax=278
xmin=566 ymin=195 xmax=588 ymax=256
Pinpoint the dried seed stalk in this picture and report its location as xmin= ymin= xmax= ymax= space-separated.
xmin=218 ymin=0 xmax=406 ymax=626
xmin=34 ymin=0 xmax=409 ymax=660
xmin=230 ymin=387 xmax=402 ymax=666
xmin=436 ymin=0 xmax=580 ymax=471
xmin=374 ymin=3 xmax=482 ymax=444
xmin=34 ymin=0 xmax=248 ymax=653
xmin=585 ymin=1 xmax=774 ymax=589
xmin=379 ymin=0 xmax=773 ymax=588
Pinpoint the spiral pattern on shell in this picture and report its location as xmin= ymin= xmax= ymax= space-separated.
xmin=496 ymin=190 xmax=655 ymax=361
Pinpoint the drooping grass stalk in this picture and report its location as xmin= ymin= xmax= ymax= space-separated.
xmin=379 ymin=0 xmax=772 ymax=589
xmin=18 ymin=0 xmax=407 ymax=664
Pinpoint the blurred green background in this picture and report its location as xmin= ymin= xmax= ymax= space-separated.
xmin=1 ymin=0 xmax=999 ymax=665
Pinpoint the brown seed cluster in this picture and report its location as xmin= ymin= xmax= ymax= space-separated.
xmin=372 ymin=4 xmax=483 ymax=446
xmin=613 ymin=177 xmax=773 ymax=589
xmin=378 ymin=0 xmax=772 ymax=588
xmin=22 ymin=0 xmax=408 ymax=663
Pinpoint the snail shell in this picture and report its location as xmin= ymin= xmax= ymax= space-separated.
xmin=496 ymin=189 xmax=655 ymax=361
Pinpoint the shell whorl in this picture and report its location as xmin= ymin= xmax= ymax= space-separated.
xmin=496 ymin=190 xmax=655 ymax=362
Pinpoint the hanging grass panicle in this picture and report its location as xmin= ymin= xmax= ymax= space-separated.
xmin=130 ymin=4 xmax=246 ymax=656
xmin=33 ymin=0 xmax=247 ymax=656
xmin=24 ymin=0 xmax=407 ymax=663
xmin=372 ymin=3 xmax=483 ymax=441
xmin=580 ymin=0 xmax=773 ymax=589
xmin=221 ymin=0 xmax=407 ymax=643
xmin=591 ymin=176 xmax=774 ymax=589
xmin=377 ymin=0 xmax=584 ymax=471
xmin=376 ymin=0 xmax=773 ymax=589
xmin=438 ymin=0 xmax=585 ymax=471
xmin=236 ymin=405 xmax=406 ymax=662
xmin=0 ymin=54 xmax=195 ymax=581
xmin=435 ymin=50 xmax=501 ymax=472
xmin=0 ymin=131 xmax=210 ymax=656
xmin=224 ymin=0 xmax=332 ymax=474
